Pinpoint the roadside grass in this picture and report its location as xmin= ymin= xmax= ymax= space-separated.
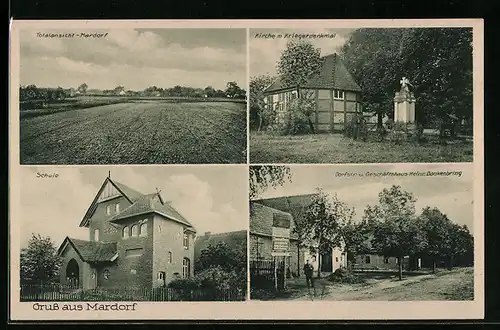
xmin=250 ymin=132 xmax=473 ymax=163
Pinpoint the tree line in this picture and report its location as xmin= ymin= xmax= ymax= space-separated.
xmin=19 ymin=81 xmax=246 ymax=102
xmin=294 ymin=185 xmax=474 ymax=280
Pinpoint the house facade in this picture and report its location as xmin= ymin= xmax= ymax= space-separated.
xmin=250 ymin=194 xmax=347 ymax=277
xmin=57 ymin=176 xmax=196 ymax=290
xmin=263 ymin=53 xmax=363 ymax=133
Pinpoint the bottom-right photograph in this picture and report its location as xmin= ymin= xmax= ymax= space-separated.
xmin=249 ymin=164 xmax=475 ymax=301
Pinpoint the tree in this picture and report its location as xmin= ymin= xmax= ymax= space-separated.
xmin=113 ymin=86 xmax=125 ymax=95
xmin=196 ymin=241 xmax=245 ymax=273
xmin=204 ymin=86 xmax=216 ymax=98
xmin=418 ymin=207 xmax=453 ymax=273
xmin=249 ymin=75 xmax=274 ymax=131
xmin=300 ymin=189 xmax=355 ymax=278
xmin=20 ymin=234 xmax=62 ymax=284
xmin=341 ymin=28 xmax=473 ymax=129
xmin=363 ymin=185 xmax=427 ymax=280
xmin=449 ymin=224 xmax=474 ymax=269
xmin=339 ymin=217 xmax=372 ymax=266
xmin=225 ymin=81 xmax=245 ymax=99
xmin=249 ymin=165 xmax=292 ymax=199
xmin=77 ymin=83 xmax=88 ymax=94
xmin=276 ymin=40 xmax=322 ymax=88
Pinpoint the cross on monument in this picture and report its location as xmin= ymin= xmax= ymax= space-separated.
xmin=400 ymin=76 xmax=411 ymax=92
xmin=156 ymin=187 xmax=162 ymax=194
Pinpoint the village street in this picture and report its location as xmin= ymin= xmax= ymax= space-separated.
xmin=274 ymin=267 xmax=473 ymax=301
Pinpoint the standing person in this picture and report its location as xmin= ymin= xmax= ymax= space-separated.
xmin=303 ymin=259 xmax=314 ymax=288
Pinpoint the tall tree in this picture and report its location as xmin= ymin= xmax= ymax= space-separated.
xmin=449 ymin=224 xmax=474 ymax=269
xmin=249 ymin=75 xmax=274 ymax=131
xmin=77 ymin=83 xmax=88 ymax=94
xmin=363 ymin=185 xmax=427 ymax=280
xmin=20 ymin=234 xmax=62 ymax=284
xmin=225 ymin=81 xmax=245 ymax=99
xmin=301 ymin=189 xmax=355 ymax=278
xmin=418 ymin=207 xmax=453 ymax=273
xmin=341 ymin=28 xmax=473 ymax=128
xmin=276 ymin=40 xmax=322 ymax=88
xmin=249 ymin=165 xmax=292 ymax=199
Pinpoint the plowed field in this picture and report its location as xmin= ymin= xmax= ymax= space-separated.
xmin=20 ymin=101 xmax=247 ymax=164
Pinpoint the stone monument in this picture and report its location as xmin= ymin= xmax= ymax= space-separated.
xmin=393 ymin=76 xmax=416 ymax=123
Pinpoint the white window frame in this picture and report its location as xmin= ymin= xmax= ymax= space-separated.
xmin=168 ymin=251 xmax=172 ymax=263
xmin=106 ymin=205 xmax=111 ymax=215
xmin=182 ymin=258 xmax=190 ymax=278
xmin=183 ymin=233 xmax=189 ymax=249
xmin=115 ymin=203 xmax=120 ymax=213
xmin=122 ymin=226 xmax=129 ymax=239
xmin=94 ymin=229 xmax=100 ymax=242
xmin=157 ymin=271 xmax=165 ymax=280
xmin=333 ymin=90 xmax=345 ymax=100
xmin=131 ymin=224 xmax=139 ymax=237
xmin=140 ymin=222 xmax=148 ymax=237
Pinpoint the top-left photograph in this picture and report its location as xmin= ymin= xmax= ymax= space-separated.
xmin=18 ymin=29 xmax=248 ymax=164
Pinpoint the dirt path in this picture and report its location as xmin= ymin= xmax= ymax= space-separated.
xmin=284 ymin=268 xmax=474 ymax=301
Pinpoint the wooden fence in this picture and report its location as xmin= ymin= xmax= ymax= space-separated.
xmin=20 ymin=284 xmax=246 ymax=302
xmin=250 ymin=259 xmax=285 ymax=290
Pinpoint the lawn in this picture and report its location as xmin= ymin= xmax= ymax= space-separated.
xmin=250 ymin=132 xmax=473 ymax=163
xmin=251 ymin=267 xmax=474 ymax=301
xmin=20 ymin=100 xmax=247 ymax=164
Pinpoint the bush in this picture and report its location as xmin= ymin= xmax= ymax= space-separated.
xmin=194 ymin=266 xmax=244 ymax=291
xmin=267 ymin=97 xmax=314 ymax=135
xmin=167 ymin=278 xmax=200 ymax=291
xmin=368 ymin=125 xmax=387 ymax=142
xmin=326 ymin=267 xmax=365 ymax=284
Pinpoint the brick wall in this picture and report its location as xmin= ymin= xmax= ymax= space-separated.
xmin=152 ymin=214 xmax=195 ymax=287
xmin=88 ymin=195 xmax=132 ymax=243
xmin=59 ymin=244 xmax=92 ymax=289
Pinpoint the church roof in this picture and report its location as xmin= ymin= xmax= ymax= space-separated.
xmin=264 ymin=53 xmax=362 ymax=94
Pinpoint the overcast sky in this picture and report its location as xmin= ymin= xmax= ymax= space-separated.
xmin=20 ymin=29 xmax=246 ymax=91
xmin=250 ymin=28 xmax=355 ymax=78
xmin=258 ymin=163 xmax=474 ymax=234
xmin=20 ymin=166 xmax=248 ymax=248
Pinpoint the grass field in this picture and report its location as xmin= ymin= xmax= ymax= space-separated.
xmin=250 ymin=132 xmax=473 ymax=163
xmin=20 ymin=101 xmax=247 ymax=164
xmin=253 ymin=267 xmax=474 ymax=301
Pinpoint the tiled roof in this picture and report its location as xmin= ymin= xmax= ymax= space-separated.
xmin=194 ymin=230 xmax=247 ymax=262
xmin=111 ymin=179 xmax=144 ymax=201
xmin=250 ymin=202 xmax=298 ymax=239
xmin=60 ymin=237 xmax=117 ymax=263
xmin=110 ymin=192 xmax=194 ymax=229
xmin=264 ymin=53 xmax=362 ymax=93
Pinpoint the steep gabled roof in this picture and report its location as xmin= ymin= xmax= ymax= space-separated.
xmin=79 ymin=177 xmax=195 ymax=232
xmin=57 ymin=237 xmax=117 ymax=263
xmin=109 ymin=192 xmax=195 ymax=230
xmin=250 ymin=202 xmax=298 ymax=240
xmin=264 ymin=53 xmax=362 ymax=94
xmin=79 ymin=177 xmax=145 ymax=227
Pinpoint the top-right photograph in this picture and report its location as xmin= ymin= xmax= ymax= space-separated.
xmin=249 ymin=27 xmax=474 ymax=164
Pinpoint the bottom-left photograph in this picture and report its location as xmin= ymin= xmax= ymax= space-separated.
xmin=17 ymin=166 xmax=248 ymax=302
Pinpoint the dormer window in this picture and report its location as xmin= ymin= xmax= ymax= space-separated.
xmin=183 ymin=233 xmax=189 ymax=249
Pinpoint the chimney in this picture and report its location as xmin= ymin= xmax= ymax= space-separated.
xmin=204 ymin=231 xmax=211 ymax=236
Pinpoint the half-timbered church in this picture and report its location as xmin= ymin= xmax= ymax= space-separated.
xmin=263 ymin=53 xmax=362 ymax=133
xmin=57 ymin=175 xmax=196 ymax=290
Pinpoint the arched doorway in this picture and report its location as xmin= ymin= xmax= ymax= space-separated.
xmin=66 ymin=259 xmax=80 ymax=287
